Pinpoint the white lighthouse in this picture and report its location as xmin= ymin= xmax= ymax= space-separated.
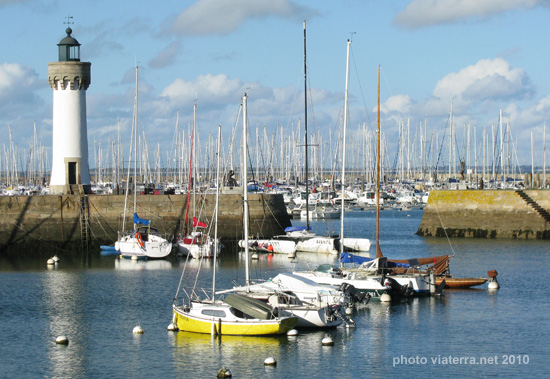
xmin=48 ymin=26 xmax=91 ymax=195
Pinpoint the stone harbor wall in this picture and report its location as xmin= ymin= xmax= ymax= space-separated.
xmin=0 ymin=193 xmax=291 ymax=256
xmin=417 ymin=190 xmax=550 ymax=239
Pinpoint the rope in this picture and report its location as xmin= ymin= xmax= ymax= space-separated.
xmin=433 ymin=201 xmax=456 ymax=256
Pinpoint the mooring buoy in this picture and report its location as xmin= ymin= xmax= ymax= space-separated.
xmin=287 ymin=329 xmax=298 ymax=336
xmin=55 ymin=336 xmax=69 ymax=345
xmin=264 ymin=356 xmax=277 ymax=366
xmin=380 ymin=293 xmax=391 ymax=302
xmin=133 ymin=325 xmax=144 ymax=334
xmin=321 ymin=336 xmax=334 ymax=346
xmin=217 ymin=366 xmax=232 ymax=378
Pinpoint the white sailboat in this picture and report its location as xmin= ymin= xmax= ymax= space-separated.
xmin=277 ymin=37 xmax=370 ymax=256
xmin=174 ymin=103 xmax=221 ymax=259
xmin=115 ymin=66 xmax=172 ymax=259
xmin=172 ymin=95 xmax=298 ymax=336
xmin=222 ymin=272 xmax=356 ymax=328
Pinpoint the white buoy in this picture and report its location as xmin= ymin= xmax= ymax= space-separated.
xmin=217 ymin=366 xmax=232 ymax=378
xmin=251 ymin=253 xmax=259 ymax=260
xmin=287 ymin=329 xmax=299 ymax=336
xmin=264 ymin=356 xmax=277 ymax=366
xmin=380 ymin=293 xmax=391 ymax=302
xmin=47 ymin=258 xmax=55 ymax=265
xmin=133 ymin=325 xmax=144 ymax=334
xmin=321 ymin=336 xmax=334 ymax=346
xmin=167 ymin=322 xmax=178 ymax=331
xmin=52 ymin=255 xmax=60 ymax=263
xmin=345 ymin=307 xmax=353 ymax=315
xmin=55 ymin=336 xmax=69 ymax=345
xmin=488 ymin=281 xmax=500 ymax=290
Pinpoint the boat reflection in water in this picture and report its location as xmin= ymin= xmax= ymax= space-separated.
xmin=114 ymin=258 xmax=172 ymax=270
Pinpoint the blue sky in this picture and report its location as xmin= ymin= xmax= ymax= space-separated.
xmin=2 ymin=0 xmax=550 ymax=171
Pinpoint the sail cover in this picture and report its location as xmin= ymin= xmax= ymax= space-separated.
xmin=340 ymin=252 xmax=410 ymax=268
xmin=284 ymin=226 xmax=311 ymax=232
xmin=133 ymin=213 xmax=150 ymax=226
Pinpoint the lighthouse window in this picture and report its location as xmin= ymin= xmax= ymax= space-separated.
xmin=69 ymin=46 xmax=80 ymax=60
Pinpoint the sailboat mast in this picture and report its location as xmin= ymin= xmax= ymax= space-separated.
xmin=376 ymin=65 xmax=382 ymax=258
xmin=340 ymin=39 xmax=351 ymax=255
xmin=212 ymin=124 xmax=221 ymax=301
xmin=133 ymin=65 xmax=138 ymax=229
xmin=303 ymin=20 xmax=310 ymax=230
xmin=243 ymin=93 xmax=250 ymax=286
xmin=183 ymin=104 xmax=196 ymax=236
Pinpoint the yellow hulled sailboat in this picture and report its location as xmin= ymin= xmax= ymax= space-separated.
xmin=172 ymin=96 xmax=297 ymax=336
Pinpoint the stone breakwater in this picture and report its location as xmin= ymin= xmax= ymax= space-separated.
xmin=417 ymin=189 xmax=550 ymax=239
xmin=0 ymin=193 xmax=291 ymax=256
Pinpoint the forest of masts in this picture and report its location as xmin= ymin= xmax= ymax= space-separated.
xmin=1 ymin=106 xmax=548 ymax=190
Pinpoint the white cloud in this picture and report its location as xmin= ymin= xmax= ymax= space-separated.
xmin=160 ymin=74 xmax=249 ymax=105
xmin=170 ymin=0 xmax=304 ymax=36
xmin=395 ymin=0 xmax=540 ymax=28
xmin=429 ymin=58 xmax=532 ymax=111
xmin=380 ymin=94 xmax=413 ymax=116
xmin=0 ymin=63 xmax=43 ymax=112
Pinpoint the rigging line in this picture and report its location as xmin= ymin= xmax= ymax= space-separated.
xmin=173 ymin=251 xmax=192 ymax=303
xmin=350 ymin=45 xmax=372 ymax=129
xmin=433 ymin=201 xmax=457 ymax=256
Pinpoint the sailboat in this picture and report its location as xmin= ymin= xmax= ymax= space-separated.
xmin=272 ymin=27 xmax=371 ymax=256
xmin=174 ymin=103 xmax=221 ymax=259
xmin=115 ymin=66 xmax=172 ymax=260
xmin=336 ymin=66 xmax=439 ymax=297
xmin=294 ymin=62 xmax=415 ymax=299
xmin=172 ymin=95 xmax=298 ymax=336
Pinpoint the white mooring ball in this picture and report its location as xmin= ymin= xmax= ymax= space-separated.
xmin=287 ymin=329 xmax=299 ymax=336
xmin=133 ymin=325 xmax=144 ymax=334
xmin=55 ymin=336 xmax=69 ymax=345
xmin=488 ymin=281 xmax=500 ymax=290
xmin=167 ymin=322 xmax=178 ymax=331
xmin=321 ymin=336 xmax=334 ymax=346
xmin=380 ymin=293 xmax=391 ymax=302
xmin=264 ymin=356 xmax=277 ymax=366
xmin=47 ymin=258 xmax=55 ymax=265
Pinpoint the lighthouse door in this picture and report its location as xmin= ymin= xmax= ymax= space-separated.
xmin=68 ymin=162 xmax=77 ymax=184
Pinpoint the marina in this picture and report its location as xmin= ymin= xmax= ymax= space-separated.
xmin=0 ymin=210 xmax=546 ymax=378
xmin=1 ymin=4 xmax=550 ymax=378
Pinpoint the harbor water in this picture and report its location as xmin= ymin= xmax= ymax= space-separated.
xmin=1 ymin=209 xmax=548 ymax=378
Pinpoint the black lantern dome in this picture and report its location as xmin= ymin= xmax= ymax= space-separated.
xmin=57 ymin=27 xmax=80 ymax=62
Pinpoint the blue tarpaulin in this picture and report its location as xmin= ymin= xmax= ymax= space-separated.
xmin=133 ymin=213 xmax=150 ymax=226
xmin=284 ymin=226 xmax=311 ymax=232
xmin=340 ymin=252 xmax=410 ymax=268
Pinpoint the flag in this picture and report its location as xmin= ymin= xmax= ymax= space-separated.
xmin=192 ymin=217 xmax=207 ymax=228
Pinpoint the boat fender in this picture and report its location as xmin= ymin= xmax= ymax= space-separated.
xmin=135 ymin=233 xmax=144 ymax=247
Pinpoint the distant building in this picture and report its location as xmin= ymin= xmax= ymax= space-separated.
xmin=48 ymin=26 xmax=91 ymax=195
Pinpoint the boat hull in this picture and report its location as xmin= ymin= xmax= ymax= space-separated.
xmin=436 ymin=277 xmax=487 ymax=289
xmin=173 ymin=304 xmax=297 ymax=335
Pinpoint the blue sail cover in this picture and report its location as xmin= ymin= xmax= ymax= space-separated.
xmin=284 ymin=226 xmax=311 ymax=232
xmin=133 ymin=213 xmax=150 ymax=226
xmin=340 ymin=252 xmax=410 ymax=268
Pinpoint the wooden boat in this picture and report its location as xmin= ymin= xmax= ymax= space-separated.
xmin=435 ymin=276 xmax=488 ymax=289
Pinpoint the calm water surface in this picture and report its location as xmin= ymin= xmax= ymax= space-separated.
xmin=1 ymin=209 xmax=548 ymax=378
